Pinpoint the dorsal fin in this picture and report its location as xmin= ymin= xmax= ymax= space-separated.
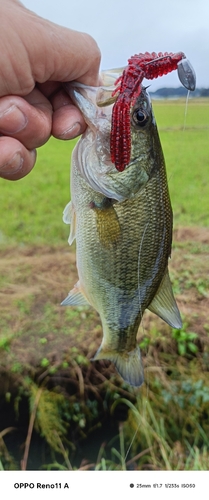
xmin=148 ymin=268 xmax=182 ymax=329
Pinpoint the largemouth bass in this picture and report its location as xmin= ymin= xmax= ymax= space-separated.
xmin=62 ymin=79 xmax=182 ymax=387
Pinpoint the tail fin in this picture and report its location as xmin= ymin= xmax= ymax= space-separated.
xmin=93 ymin=345 xmax=144 ymax=387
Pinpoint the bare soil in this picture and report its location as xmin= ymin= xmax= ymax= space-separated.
xmin=0 ymin=227 xmax=208 ymax=392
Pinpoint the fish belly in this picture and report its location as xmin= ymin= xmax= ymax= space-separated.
xmin=70 ymin=156 xmax=172 ymax=386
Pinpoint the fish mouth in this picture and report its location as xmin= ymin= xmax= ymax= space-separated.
xmin=63 ymin=81 xmax=115 ymax=133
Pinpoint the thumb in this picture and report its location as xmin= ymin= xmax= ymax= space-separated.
xmin=34 ymin=24 xmax=101 ymax=86
xmin=0 ymin=1 xmax=101 ymax=96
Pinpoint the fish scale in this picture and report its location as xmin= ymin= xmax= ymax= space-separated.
xmin=62 ymin=86 xmax=182 ymax=386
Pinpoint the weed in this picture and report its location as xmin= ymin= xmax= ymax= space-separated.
xmin=27 ymin=381 xmax=68 ymax=453
xmin=0 ymin=428 xmax=17 ymax=470
xmin=139 ymin=336 xmax=150 ymax=350
xmin=0 ymin=337 xmax=11 ymax=352
xmin=172 ymin=324 xmax=198 ymax=356
xmin=39 ymin=337 xmax=48 ymax=345
xmin=116 ymin=387 xmax=209 ymax=470
xmin=11 ymin=362 xmax=22 ymax=373
xmin=40 ymin=358 xmax=50 ymax=368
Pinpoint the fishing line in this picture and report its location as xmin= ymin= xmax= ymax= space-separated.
xmin=124 ymin=418 xmax=142 ymax=463
xmin=137 ymin=221 xmax=151 ymax=421
xmin=183 ymin=90 xmax=190 ymax=132
xmin=137 ymin=221 xmax=149 ymax=322
xmin=119 ymin=222 xmax=151 ymax=466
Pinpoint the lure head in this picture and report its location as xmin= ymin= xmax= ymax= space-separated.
xmin=177 ymin=58 xmax=196 ymax=91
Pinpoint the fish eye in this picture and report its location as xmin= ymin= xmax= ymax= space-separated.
xmin=132 ymin=108 xmax=149 ymax=127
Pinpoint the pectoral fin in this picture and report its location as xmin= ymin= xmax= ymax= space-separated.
xmin=91 ymin=199 xmax=121 ymax=248
xmin=61 ymin=282 xmax=90 ymax=307
xmin=148 ymin=269 xmax=182 ymax=329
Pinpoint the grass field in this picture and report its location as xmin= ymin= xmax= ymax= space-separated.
xmin=154 ymin=98 xmax=209 ymax=227
xmin=0 ymin=98 xmax=209 ymax=245
xmin=0 ymin=98 xmax=209 ymax=471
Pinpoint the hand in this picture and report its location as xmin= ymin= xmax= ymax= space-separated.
xmin=0 ymin=0 xmax=101 ymax=180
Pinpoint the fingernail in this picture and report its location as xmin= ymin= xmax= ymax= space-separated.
xmin=60 ymin=122 xmax=82 ymax=139
xmin=0 ymin=105 xmax=28 ymax=134
xmin=0 ymin=153 xmax=23 ymax=176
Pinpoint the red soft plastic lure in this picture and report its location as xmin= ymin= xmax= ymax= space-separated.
xmin=110 ymin=51 xmax=189 ymax=171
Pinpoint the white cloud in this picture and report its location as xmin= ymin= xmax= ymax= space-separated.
xmin=23 ymin=0 xmax=209 ymax=89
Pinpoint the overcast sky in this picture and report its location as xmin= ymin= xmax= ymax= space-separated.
xmin=23 ymin=0 xmax=208 ymax=90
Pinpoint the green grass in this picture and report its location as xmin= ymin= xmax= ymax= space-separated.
xmin=153 ymin=97 xmax=209 ymax=128
xmin=152 ymin=99 xmax=209 ymax=226
xmin=0 ymin=99 xmax=209 ymax=245
xmin=0 ymin=138 xmax=76 ymax=245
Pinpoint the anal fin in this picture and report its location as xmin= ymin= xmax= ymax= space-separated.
xmin=148 ymin=268 xmax=182 ymax=329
